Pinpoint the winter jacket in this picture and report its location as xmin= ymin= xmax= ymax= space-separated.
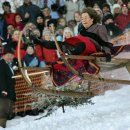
xmin=7 ymin=39 xmax=26 ymax=59
xmin=105 ymin=23 xmax=122 ymax=38
xmin=114 ymin=13 xmax=130 ymax=31
xmin=3 ymin=13 xmax=16 ymax=27
xmin=79 ymin=23 xmax=113 ymax=53
xmin=22 ymin=54 xmax=40 ymax=67
xmin=16 ymin=2 xmax=41 ymax=24
xmin=0 ymin=59 xmax=16 ymax=101
xmin=22 ymin=54 xmax=46 ymax=67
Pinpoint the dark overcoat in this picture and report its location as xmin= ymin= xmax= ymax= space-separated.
xmin=0 ymin=59 xmax=16 ymax=101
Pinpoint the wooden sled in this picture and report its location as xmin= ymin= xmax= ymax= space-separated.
xmin=13 ymin=56 xmax=130 ymax=114
xmin=63 ymin=54 xmax=130 ymax=84
xmin=13 ymin=29 xmax=130 ymax=114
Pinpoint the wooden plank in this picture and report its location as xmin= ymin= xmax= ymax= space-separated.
xmin=83 ymin=74 xmax=130 ymax=85
xmin=12 ymin=71 xmax=46 ymax=79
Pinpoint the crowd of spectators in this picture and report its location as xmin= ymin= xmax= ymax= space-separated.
xmin=0 ymin=0 xmax=130 ymax=65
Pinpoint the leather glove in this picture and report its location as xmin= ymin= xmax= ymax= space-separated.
xmin=105 ymin=53 xmax=111 ymax=62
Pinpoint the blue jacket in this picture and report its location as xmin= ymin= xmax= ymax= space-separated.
xmin=0 ymin=14 xmax=7 ymax=40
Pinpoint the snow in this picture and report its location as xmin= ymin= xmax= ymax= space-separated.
xmin=1 ymin=86 xmax=130 ymax=130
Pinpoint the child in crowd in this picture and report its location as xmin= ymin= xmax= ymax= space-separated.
xmin=42 ymin=29 xmax=52 ymax=41
xmin=22 ymin=44 xmax=46 ymax=67
xmin=41 ymin=29 xmax=59 ymax=64
xmin=62 ymin=27 xmax=74 ymax=41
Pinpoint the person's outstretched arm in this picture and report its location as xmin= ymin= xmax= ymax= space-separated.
xmin=33 ymin=38 xmax=85 ymax=55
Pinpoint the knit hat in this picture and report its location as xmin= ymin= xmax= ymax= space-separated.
xmin=63 ymin=27 xmax=74 ymax=41
xmin=42 ymin=29 xmax=51 ymax=36
xmin=112 ymin=4 xmax=121 ymax=14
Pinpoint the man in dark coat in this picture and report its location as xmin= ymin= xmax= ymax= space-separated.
xmin=0 ymin=47 xmax=16 ymax=128
xmin=16 ymin=0 xmax=41 ymax=24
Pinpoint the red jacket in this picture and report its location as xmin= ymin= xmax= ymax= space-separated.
xmin=65 ymin=35 xmax=97 ymax=55
xmin=4 ymin=13 xmax=16 ymax=27
xmin=35 ymin=44 xmax=44 ymax=60
xmin=35 ymin=44 xmax=59 ymax=62
xmin=15 ymin=22 xmax=25 ymax=30
xmin=42 ymin=48 xmax=59 ymax=62
xmin=11 ymin=39 xmax=26 ymax=59
xmin=114 ymin=13 xmax=130 ymax=31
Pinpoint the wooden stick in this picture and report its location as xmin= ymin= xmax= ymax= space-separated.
xmin=22 ymin=67 xmax=50 ymax=71
xmin=64 ymin=55 xmax=130 ymax=63
xmin=51 ymin=24 xmax=130 ymax=85
xmin=83 ymin=74 xmax=130 ymax=85
xmin=34 ymin=87 xmax=93 ymax=98
xmin=12 ymin=71 xmax=46 ymax=79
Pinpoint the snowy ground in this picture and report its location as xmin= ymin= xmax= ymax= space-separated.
xmin=0 ymin=85 xmax=130 ymax=130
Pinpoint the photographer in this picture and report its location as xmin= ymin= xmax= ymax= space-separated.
xmin=22 ymin=44 xmax=46 ymax=68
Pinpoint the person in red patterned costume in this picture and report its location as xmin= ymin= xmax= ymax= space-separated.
xmin=32 ymin=7 xmax=114 ymax=86
xmin=33 ymin=32 xmax=99 ymax=86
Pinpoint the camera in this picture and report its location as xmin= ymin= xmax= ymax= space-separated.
xmin=23 ymin=29 xmax=34 ymax=45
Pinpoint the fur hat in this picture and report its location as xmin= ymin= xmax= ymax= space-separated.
xmin=112 ymin=4 xmax=121 ymax=14
xmin=63 ymin=27 xmax=74 ymax=41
